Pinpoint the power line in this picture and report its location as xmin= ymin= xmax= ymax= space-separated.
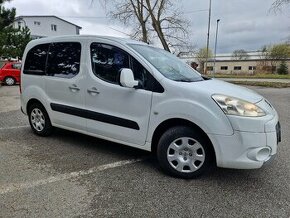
xmin=107 ymin=26 xmax=131 ymax=36
xmin=183 ymin=9 xmax=209 ymax=14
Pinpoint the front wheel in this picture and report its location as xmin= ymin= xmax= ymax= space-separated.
xmin=28 ymin=103 xmax=54 ymax=136
xmin=157 ymin=126 xmax=214 ymax=179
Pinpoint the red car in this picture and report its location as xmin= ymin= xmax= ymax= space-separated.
xmin=0 ymin=62 xmax=21 ymax=85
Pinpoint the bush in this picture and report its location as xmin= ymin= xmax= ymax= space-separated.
xmin=277 ymin=61 xmax=289 ymax=75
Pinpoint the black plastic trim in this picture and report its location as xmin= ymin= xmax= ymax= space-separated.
xmin=50 ymin=103 xmax=140 ymax=130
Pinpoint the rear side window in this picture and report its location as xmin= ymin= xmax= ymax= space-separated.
xmin=90 ymin=43 xmax=129 ymax=84
xmin=24 ymin=44 xmax=49 ymax=75
xmin=12 ymin=63 xmax=21 ymax=69
xmin=46 ymin=42 xmax=81 ymax=78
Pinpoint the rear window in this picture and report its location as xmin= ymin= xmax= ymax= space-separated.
xmin=12 ymin=63 xmax=22 ymax=70
xmin=24 ymin=43 xmax=49 ymax=75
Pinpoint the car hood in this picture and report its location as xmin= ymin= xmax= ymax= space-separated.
xmin=182 ymin=78 xmax=263 ymax=103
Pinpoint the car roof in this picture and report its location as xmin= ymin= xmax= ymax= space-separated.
xmin=27 ymin=35 xmax=148 ymax=47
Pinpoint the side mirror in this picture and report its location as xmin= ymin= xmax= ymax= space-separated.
xmin=119 ymin=68 xmax=139 ymax=88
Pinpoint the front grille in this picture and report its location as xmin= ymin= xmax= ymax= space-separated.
xmin=276 ymin=122 xmax=281 ymax=143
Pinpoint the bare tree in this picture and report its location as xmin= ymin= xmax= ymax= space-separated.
xmin=271 ymin=0 xmax=290 ymax=12
xmin=99 ymin=0 xmax=189 ymax=52
xmin=108 ymin=0 xmax=150 ymax=43
xmin=145 ymin=0 xmax=189 ymax=52
xmin=231 ymin=49 xmax=249 ymax=60
xmin=196 ymin=47 xmax=213 ymax=74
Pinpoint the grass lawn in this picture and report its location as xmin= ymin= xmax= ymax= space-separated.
xmin=228 ymin=81 xmax=290 ymax=88
xmin=211 ymin=73 xmax=290 ymax=79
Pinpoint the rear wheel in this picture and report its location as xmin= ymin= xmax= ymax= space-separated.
xmin=4 ymin=77 xmax=15 ymax=86
xmin=28 ymin=103 xmax=54 ymax=136
xmin=157 ymin=126 xmax=213 ymax=179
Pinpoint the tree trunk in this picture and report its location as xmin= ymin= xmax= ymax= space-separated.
xmin=140 ymin=21 xmax=148 ymax=43
xmin=152 ymin=21 xmax=170 ymax=52
xmin=145 ymin=0 xmax=170 ymax=52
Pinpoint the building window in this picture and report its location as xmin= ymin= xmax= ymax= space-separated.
xmin=51 ymin=24 xmax=57 ymax=31
xmin=221 ymin=66 xmax=228 ymax=70
xmin=249 ymin=66 xmax=256 ymax=70
xmin=18 ymin=21 xmax=22 ymax=28
xmin=207 ymin=66 xmax=213 ymax=71
xmin=234 ymin=66 xmax=242 ymax=70
xmin=34 ymin=21 xmax=41 ymax=26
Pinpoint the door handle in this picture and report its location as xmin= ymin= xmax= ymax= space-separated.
xmin=87 ymin=87 xmax=100 ymax=95
xmin=69 ymin=84 xmax=80 ymax=92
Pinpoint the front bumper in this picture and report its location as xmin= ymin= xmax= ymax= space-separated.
xmin=209 ymin=129 xmax=279 ymax=169
xmin=208 ymin=100 xmax=280 ymax=169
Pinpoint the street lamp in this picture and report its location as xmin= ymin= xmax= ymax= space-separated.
xmin=213 ymin=19 xmax=221 ymax=78
xmin=205 ymin=0 xmax=212 ymax=74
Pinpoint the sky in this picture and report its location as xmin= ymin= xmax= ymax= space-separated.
xmin=3 ymin=0 xmax=290 ymax=53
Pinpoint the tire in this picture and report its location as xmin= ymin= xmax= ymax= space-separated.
xmin=157 ymin=126 xmax=214 ymax=179
xmin=28 ymin=103 xmax=54 ymax=136
xmin=4 ymin=77 xmax=15 ymax=86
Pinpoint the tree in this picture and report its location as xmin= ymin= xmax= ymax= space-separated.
xmin=269 ymin=43 xmax=290 ymax=73
xmin=271 ymin=0 xmax=290 ymax=12
xmin=231 ymin=49 xmax=249 ymax=60
xmin=0 ymin=0 xmax=15 ymax=29
xmin=277 ymin=61 xmax=289 ymax=75
xmin=196 ymin=47 xmax=213 ymax=74
xmin=256 ymin=45 xmax=271 ymax=73
xmin=0 ymin=0 xmax=31 ymax=59
xmin=0 ymin=26 xmax=31 ymax=58
xmin=269 ymin=43 xmax=290 ymax=59
xmin=144 ymin=0 xmax=189 ymax=52
xmin=109 ymin=0 xmax=150 ymax=43
xmin=100 ymin=0 xmax=189 ymax=52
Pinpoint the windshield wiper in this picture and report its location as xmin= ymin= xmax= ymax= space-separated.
xmin=174 ymin=79 xmax=194 ymax=82
xmin=175 ymin=77 xmax=204 ymax=82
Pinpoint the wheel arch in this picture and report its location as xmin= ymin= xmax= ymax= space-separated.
xmin=151 ymin=118 xmax=216 ymax=164
xmin=26 ymin=98 xmax=45 ymax=113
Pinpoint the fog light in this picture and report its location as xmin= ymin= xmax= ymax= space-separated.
xmin=247 ymin=147 xmax=271 ymax=162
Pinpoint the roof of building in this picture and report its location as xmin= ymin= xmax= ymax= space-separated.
xmin=15 ymin=15 xmax=82 ymax=29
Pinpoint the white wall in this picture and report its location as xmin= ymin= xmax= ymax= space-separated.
xmin=14 ymin=17 xmax=80 ymax=38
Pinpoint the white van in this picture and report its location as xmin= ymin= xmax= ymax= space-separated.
xmin=20 ymin=35 xmax=281 ymax=178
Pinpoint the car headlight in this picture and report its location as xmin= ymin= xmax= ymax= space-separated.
xmin=212 ymin=94 xmax=266 ymax=117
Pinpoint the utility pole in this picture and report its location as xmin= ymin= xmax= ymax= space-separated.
xmin=213 ymin=19 xmax=220 ymax=78
xmin=205 ymin=0 xmax=212 ymax=74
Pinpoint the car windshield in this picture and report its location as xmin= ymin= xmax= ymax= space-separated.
xmin=129 ymin=44 xmax=203 ymax=82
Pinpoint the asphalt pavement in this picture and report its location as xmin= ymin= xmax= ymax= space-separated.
xmin=0 ymin=85 xmax=289 ymax=217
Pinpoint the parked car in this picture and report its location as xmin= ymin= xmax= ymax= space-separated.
xmin=20 ymin=36 xmax=281 ymax=178
xmin=0 ymin=62 xmax=21 ymax=85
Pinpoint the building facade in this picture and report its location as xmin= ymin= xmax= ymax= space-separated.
xmin=206 ymin=59 xmax=290 ymax=74
xmin=178 ymin=51 xmax=290 ymax=74
xmin=13 ymin=16 xmax=82 ymax=39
